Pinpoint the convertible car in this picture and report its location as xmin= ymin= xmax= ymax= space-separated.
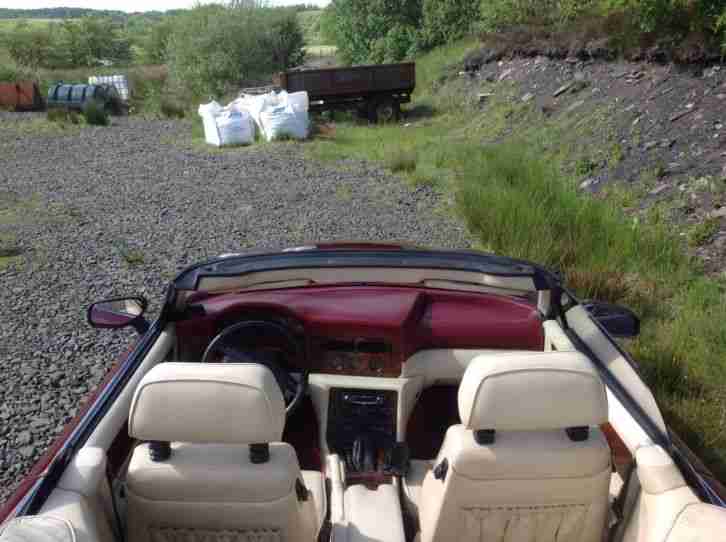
xmin=1 ymin=244 xmax=725 ymax=542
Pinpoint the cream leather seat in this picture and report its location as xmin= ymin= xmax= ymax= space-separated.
xmin=125 ymin=363 xmax=325 ymax=542
xmin=417 ymin=351 xmax=612 ymax=542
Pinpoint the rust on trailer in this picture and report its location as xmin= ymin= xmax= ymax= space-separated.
xmin=0 ymin=81 xmax=44 ymax=111
xmin=275 ymin=62 xmax=415 ymax=122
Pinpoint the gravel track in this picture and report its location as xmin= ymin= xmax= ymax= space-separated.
xmin=0 ymin=114 xmax=471 ymax=502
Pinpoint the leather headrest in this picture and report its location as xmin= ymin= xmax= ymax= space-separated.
xmin=128 ymin=362 xmax=285 ymax=444
xmin=458 ymin=351 xmax=608 ymax=431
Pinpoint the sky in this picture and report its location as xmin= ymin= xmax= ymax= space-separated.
xmin=0 ymin=0 xmax=330 ymax=12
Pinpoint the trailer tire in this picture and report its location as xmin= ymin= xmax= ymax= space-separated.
xmin=375 ymin=100 xmax=400 ymax=123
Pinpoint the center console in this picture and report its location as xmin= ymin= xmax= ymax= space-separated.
xmin=318 ymin=382 xmax=409 ymax=542
xmin=326 ymin=388 xmax=397 ymax=478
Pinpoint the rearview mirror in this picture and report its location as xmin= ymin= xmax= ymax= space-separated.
xmin=87 ymin=296 xmax=149 ymax=334
xmin=583 ymin=301 xmax=640 ymax=338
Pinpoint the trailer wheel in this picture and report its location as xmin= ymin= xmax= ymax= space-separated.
xmin=375 ymin=100 xmax=400 ymax=123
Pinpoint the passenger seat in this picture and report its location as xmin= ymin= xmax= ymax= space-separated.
xmin=416 ymin=351 xmax=611 ymax=542
xmin=125 ymin=362 xmax=325 ymax=542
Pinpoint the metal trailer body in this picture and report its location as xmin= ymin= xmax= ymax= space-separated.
xmin=275 ymin=62 xmax=415 ymax=122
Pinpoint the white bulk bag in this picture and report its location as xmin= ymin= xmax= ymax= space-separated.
xmin=259 ymin=103 xmax=309 ymax=141
xmin=231 ymin=91 xmax=309 ymax=141
xmin=286 ymin=91 xmax=309 ymax=113
xmin=197 ymin=101 xmax=254 ymax=147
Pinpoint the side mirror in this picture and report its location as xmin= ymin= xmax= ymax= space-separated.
xmin=87 ymin=296 xmax=149 ymax=334
xmin=583 ymin=301 xmax=640 ymax=338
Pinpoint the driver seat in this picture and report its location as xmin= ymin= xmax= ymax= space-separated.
xmin=125 ymin=362 xmax=325 ymax=542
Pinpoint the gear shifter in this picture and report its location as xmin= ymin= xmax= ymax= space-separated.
xmin=351 ymin=434 xmax=376 ymax=472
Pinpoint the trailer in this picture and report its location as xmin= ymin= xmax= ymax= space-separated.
xmin=274 ymin=62 xmax=415 ymax=122
xmin=0 ymin=81 xmax=44 ymax=112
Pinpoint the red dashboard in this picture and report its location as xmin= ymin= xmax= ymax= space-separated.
xmin=176 ymin=286 xmax=544 ymax=376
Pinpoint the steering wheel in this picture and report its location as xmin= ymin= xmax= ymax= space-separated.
xmin=201 ymin=320 xmax=308 ymax=418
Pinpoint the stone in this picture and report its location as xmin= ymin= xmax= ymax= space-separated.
xmin=30 ymin=416 xmax=51 ymax=429
xmin=553 ymin=83 xmax=572 ymax=97
xmin=649 ymin=184 xmax=670 ymax=197
xmin=521 ymin=93 xmax=534 ymax=103
xmin=644 ymin=141 xmax=658 ymax=150
xmin=579 ymin=178 xmax=598 ymax=190
xmin=710 ymin=207 xmax=726 ymax=218
xmin=17 ymin=430 xmax=31 ymax=445
xmin=566 ymin=100 xmax=585 ymax=113
xmin=498 ymin=69 xmax=513 ymax=81
xmin=670 ymin=109 xmax=696 ymax=123
xmin=19 ymin=446 xmax=36 ymax=459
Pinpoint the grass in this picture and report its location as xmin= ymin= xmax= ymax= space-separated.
xmin=385 ymin=148 xmax=417 ymax=173
xmin=306 ymin=38 xmax=726 ymax=481
xmin=688 ymin=218 xmax=720 ymax=248
xmin=0 ymin=109 xmax=83 ymax=136
xmin=0 ymin=191 xmax=35 ymax=269
xmin=116 ymin=241 xmax=145 ymax=267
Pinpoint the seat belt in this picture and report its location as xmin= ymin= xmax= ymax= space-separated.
xmin=106 ymin=464 xmax=126 ymax=542
xmin=610 ymin=461 xmax=640 ymax=542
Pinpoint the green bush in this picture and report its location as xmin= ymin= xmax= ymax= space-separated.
xmin=160 ymin=98 xmax=186 ymax=119
xmin=370 ymin=24 xmax=420 ymax=64
xmin=83 ymin=100 xmax=110 ymax=126
xmin=327 ymin=0 xmax=422 ymax=64
xmin=141 ymin=19 xmax=174 ymax=64
xmin=420 ymin=0 xmax=479 ymax=48
xmin=5 ymin=17 xmax=132 ymax=70
xmin=166 ymin=5 xmax=305 ymax=99
xmin=479 ymin=0 xmax=726 ymax=47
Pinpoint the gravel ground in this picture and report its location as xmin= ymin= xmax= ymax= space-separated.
xmin=0 ymin=114 xmax=471 ymax=503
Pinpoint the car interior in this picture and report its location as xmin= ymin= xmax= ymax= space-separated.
xmin=7 ymin=280 xmax=726 ymax=542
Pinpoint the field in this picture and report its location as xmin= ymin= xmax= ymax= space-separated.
xmin=0 ymin=18 xmax=59 ymax=29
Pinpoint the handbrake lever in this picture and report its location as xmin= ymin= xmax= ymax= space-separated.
xmin=383 ymin=442 xmax=410 ymax=477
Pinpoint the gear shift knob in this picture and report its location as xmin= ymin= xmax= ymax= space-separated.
xmin=351 ymin=434 xmax=376 ymax=472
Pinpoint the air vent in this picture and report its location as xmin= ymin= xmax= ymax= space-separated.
xmin=355 ymin=339 xmax=389 ymax=354
xmin=322 ymin=339 xmax=354 ymax=351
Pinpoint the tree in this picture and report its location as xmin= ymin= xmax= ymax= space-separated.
xmin=4 ymin=21 xmax=54 ymax=70
xmin=329 ymin=0 xmax=422 ymax=64
xmin=420 ymin=0 xmax=478 ymax=49
xmin=143 ymin=19 xmax=174 ymax=64
xmin=165 ymin=5 xmax=306 ymax=98
xmin=265 ymin=10 xmax=306 ymax=70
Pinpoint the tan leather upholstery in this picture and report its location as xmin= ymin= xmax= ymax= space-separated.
xmin=418 ymin=352 xmax=611 ymax=542
xmin=128 ymin=362 xmax=285 ymax=444
xmin=403 ymin=459 xmax=433 ymax=521
xmin=457 ymin=351 xmax=608 ymax=430
xmin=665 ymin=503 xmax=726 ymax=542
xmin=343 ymin=485 xmax=406 ymax=542
xmin=126 ymin=363 xmax=323 ymax=542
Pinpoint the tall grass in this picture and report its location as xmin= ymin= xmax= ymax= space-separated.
xmin=307 ymin=40 xmax=726 ymax=481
